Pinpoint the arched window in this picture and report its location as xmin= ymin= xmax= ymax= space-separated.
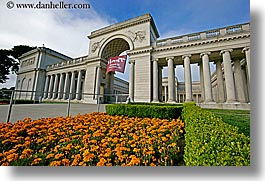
xmin=26 ymin=78 xmax=32 ymax=99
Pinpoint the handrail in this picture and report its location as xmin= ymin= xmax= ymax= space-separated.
xmin=156 ymin=23 xmax=249 ymax=47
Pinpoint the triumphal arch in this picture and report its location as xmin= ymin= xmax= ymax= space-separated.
xmin=16 ymin=14 xmax=250 ymax=109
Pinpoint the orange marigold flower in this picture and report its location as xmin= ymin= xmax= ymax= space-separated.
xmin=65 ymin=144 xmax=72 ymax=150
xmin=22 ymin=148 xmax=33 ymax=156
xmin=78 ymin=161 xmax=86 ymax=166
xmin=128 ymin=155 xmax=140 ymax=166
xmin=55 ymin=153 xmax=64 ymax=159
xmin=50 ymin=161 xmax=61 ymax=166
xmin=170 ymin=143 xmax=177 ymax=147
xmin=24 ymin=137 xmax=31 ymax=141
xmin=73 ymin=154 xmax=81 ymax=161
xmin=96 ymin=158 xmax=107 ymax=166
xmin=32 ymin=158 xmax=42 ymax=165
xmin=71 ymin=159 xmax=79 ymax=166
xmin=23 ymin=141 xmax=31 ymax=146
xmin=133 ymin=148 xmax=140 ymax=153
xmin=162 ymin=137 xmax=167 ymax=142
xmin=83 ymin=154 xmax=94 ymax=162
xmin=1 ymin=162 xmax=9 ymax=166
xmin=7 ymin=153 xmax=18 ymax=162
xmin=46 ymin=153 xmax=55 ymax=159
xmin=2 ymin=139 xmax=10 ymax=144
xmin=61 ymin=159 xmax=70 ymax=166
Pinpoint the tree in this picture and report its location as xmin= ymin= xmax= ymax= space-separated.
xmin=0 ymin=87 xmax=15 ymax=99
xmin=0 ymin=45 xmax=35 ymax=84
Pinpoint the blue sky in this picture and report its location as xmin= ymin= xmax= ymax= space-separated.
xmin=88 ymin=0 xmax=250 ymax=38
xmin=0 ymin=0 xmax=250 ymax=88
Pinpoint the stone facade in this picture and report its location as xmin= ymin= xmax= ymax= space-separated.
xmin=15 ymin=14 xmax=250 ymax=109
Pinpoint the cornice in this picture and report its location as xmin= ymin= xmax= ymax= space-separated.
xmin=153 ymin=34 xmax=250 ymax=53
xmin=127 ymin=46 xmax=153 ymax=55
xmin=19 ymin=47 xmax=72 ymax=60
xmin=88 ymin=14 xmax=159 ymax=39
xmin=46 ymin=56 xmax=103 ymax=71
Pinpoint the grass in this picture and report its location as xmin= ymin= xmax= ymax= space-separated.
xmin=205 ymin=109 xmax=250 ymax=137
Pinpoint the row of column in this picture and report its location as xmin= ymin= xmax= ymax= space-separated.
xmin=163 ymin=86 xmax=201 ymax=103
xmin=151 ymin=47 xmax=250 ymax=103
xmin=44 ymin=70 xmax=84 ymax=100
xmin=214 ymin=48 xmax=250 ymax=103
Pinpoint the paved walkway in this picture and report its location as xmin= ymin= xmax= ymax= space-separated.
xmin=0 ymin=103 xmax=106 ymax=123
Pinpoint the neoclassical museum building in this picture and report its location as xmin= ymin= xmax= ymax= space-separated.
xmin=15 ymin=14 xmax=250 ymax=109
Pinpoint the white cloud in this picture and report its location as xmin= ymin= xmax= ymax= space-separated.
xmin=0 ymin=0 xmax=114 ymax=88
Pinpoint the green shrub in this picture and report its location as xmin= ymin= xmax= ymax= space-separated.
xmin=106 ymin=103 xmax=183 ymax=119
xmin=0 ymin=99 xmax=10 ymax=104
xmin=182 ymin=102 xmax=250 ymax=166
xmin=0 ymin=99 xmax=38 ymax=104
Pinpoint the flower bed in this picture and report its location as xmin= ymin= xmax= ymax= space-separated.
xmin=0 ymin=112 xmax=184 ymax=166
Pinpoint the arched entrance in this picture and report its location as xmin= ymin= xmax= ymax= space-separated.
xmin=99 ymin=37 xmax=132 ymax=103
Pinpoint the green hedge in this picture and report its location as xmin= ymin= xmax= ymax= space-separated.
xmin=0 ymin=99 xmax=38 ymax=104
xmin=106 ymin=103 xmax=183 ymax=119
xmin=0 ymin=99 xmax=9 ymax=104
xmin=182 ymin=102 xmax=250 ymax=166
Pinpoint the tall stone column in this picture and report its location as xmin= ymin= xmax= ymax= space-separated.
xmin=199 ymin=63 xmax=205 ymax=102
xmin=129 ymin=60 xmax=135 ymax=102
xmin=48 ymin=74 xmax=55 ymax=99
xmin=53 ymin=74 xmax=59 ymax=99
xmin=158 ymin=66 xmax=163 ymax=102
xmin=76 ymin=70 xmax=82 ymax=100
xmin=164 ymin=86 xmax=167 ymax=102
xmin=95 ymin=66 xmax=102 ymax=101
xmin=63 ymin=72 xmax=70 ymax=100
xmin=215 ymin=59 xmax=225 ymax=103
xmin=58 ymin=73 xmax=64 ymax=99
xmin=70 ymin=71 xmax=76 ymax=100
xmin=109 ymin=72 xmax=115 ymax=94
xmin=200 ymin=52 xmax=213 ymax=102
xmin=166 ymin=57 xmax=176 ymax=103
xmin=183 ymin=55 xmax=192 ymax=102
xmin=44 ymin=75 xmax=50 ymax=99
xmin=234 ymin=59 xmax=246 ymax=103
xmin=242 ymin=47 xmax=250 ymax=81
xmin=152 ymin=59 xmax=159 ymax=102
xmin=220 ymin=49 xmax=237 ymax=103
xmin=241 ymin=65 xmax=250 ymax=102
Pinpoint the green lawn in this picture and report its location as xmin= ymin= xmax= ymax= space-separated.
xmin=204 ymin=109 xmax=250 ymax=137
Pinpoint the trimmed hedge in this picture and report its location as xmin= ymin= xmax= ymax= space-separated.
xmin=0 ymin=99 xmax=38 ymax=104
xmin=182 ymin=102 xmax=250 ymax=166
xmin=106 ymin=103 xmax=183 ymax=119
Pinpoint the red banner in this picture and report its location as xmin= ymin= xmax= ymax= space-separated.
xmin=106 ymin=55 xmax=127 ymax=74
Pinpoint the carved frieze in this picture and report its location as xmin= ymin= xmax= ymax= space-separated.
xmin=128 ymin=30 xmax=146 ymax=43
xmin=21 ymin=57 xmax=35 ymax=67
xmin=91 ymin=39 xmax=104 ymax=53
